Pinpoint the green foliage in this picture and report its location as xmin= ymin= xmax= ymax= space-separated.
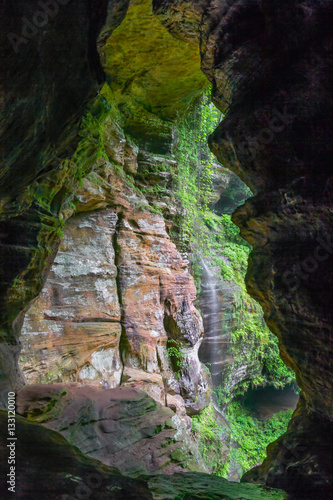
xmin=173 ymin=88 xmax=295 ymax=408
xmin=191 ymin=405 xmax=228 ymax=476
xmin=173 ymin=91 xmax=221 ymax=253
xmin=225 ymin=401 xmax=293 ymax=477
xmin=219 ymin=214 xmax=241 ymax=240
xmin=192 ymin=401 xmax=293 ymax=479
xmin=69 ymin=95 xmax=110 ymax=185
xmin=167 ymin=339 xmax=185 ymax=375
xmin=172 ymin=90 xmax=295 ymax=478
xmin=262 ymin=333 xmax=295 ymax=388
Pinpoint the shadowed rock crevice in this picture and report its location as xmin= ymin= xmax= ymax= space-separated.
xmin=113 ymin=211 xmax=126 ymax=385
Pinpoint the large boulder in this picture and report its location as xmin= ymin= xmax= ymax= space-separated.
xmin=16 ymin=384 xmax=206 ymax=476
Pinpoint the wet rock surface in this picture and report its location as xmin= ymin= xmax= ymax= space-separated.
xmin=198 ymin=261 xmax=233 ymax=385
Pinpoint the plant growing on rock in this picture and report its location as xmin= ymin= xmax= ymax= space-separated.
xmin=167 ymin=339 xmax=185 ymax=377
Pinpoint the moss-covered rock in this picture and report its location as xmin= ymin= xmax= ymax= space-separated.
xmin=16 ymin=384 xmax=207 ymax=476
xmin=147 ymin=471 xmax=287 ymax=500
xmin=0 ymin=410 xmax=152 ymax=499
xmin=99 ymin=0 xmax=207 ymax=152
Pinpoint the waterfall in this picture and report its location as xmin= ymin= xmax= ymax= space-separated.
xmin=201 ymin=260 xmax=220 ymax=346
xmin=199 ymin=260 xmax=228 ymax=383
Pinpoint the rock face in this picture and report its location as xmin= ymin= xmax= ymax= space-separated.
xmin=1 ymin=0 xmax=332 ymax=498
xmin=0 ymin=410 xmax=153 ymax=500
xmin=147 ymin=472 xmax=287 ymax=500
xmin=0 ymin=0 xmax=130 ymax=395
xmin=18 ymin=122 xmax=211 ymax=418
xmin=198 ymin=260 xmax=264 ymax=396
xmin=0 ymin=0 xmax=209 ymax=400
xmin=0 ymin=0 xmax=107 ymax=205
xmin=99 ymin=0 xmax=207 ymax=153
xmin=0 ymin=409 xmax=287 ymax=500
xmin=0 ymin=0 xmax=125 ymax=331
xmin=155 ymin=0 xmax=333 ymax=496
xmin=16 ymin=384 xmax=205 ymax=476
xmin=243 ymin=396 xmax=333 ymax=499
xmin=19 ymin=209 xmax=123 ymax=387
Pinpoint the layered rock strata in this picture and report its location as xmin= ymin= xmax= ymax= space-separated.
xmin=0 ymin=0 xmax=131 ymax=395
xmin=0 ymin=0 xmax=207 ymax=394
xmin=0 ymin=0 xmax=126 ymax=333
xmin=18 ymin=123 xmax=211 ymax=418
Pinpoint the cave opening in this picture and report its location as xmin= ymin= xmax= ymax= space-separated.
xmin=1 ymin=0 xmax=332 ymax=499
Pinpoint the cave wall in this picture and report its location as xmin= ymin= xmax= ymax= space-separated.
xmin=1 ymin=0 xmax=333 ymax=497
xmin=0 ymin=0 xmax=207 ymax=394
xmin=0 ymin=0 xmax=122 ymax=328
xmin=154 ymin=0 xmax=333 ymax=496
xmin=7 ymin=0 xmax=214 ymax=421
xmin=0 ymin=0 xmax=131 ymax=394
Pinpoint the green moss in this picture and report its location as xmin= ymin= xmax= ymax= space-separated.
xmin=167 ymin=339 xmax=186 ymax=378
xmin=191 ymin=405 xmax=229 ymax=476
xmin=68 ymin=95 xmax=111 ymax=185
xmin=102 ymin=0 xmax=207 ymax=122
xmin=192 ymin=401 xmax=293 ymax=479
xmin=26 ymin=388 xmax=68 ymax=423
xmin=100 ymin=0 xmax=208 ymax=154
xmin=225 ymin=401 xmax=293 ymax=477
xmin=171 ymin=91 xmax=296 ymax=477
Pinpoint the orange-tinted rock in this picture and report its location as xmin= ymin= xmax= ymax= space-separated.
xmin=19 ymin=150 xmax=211 ymax=416
xmin=19 ymin=209 xmax=123 ymax=388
